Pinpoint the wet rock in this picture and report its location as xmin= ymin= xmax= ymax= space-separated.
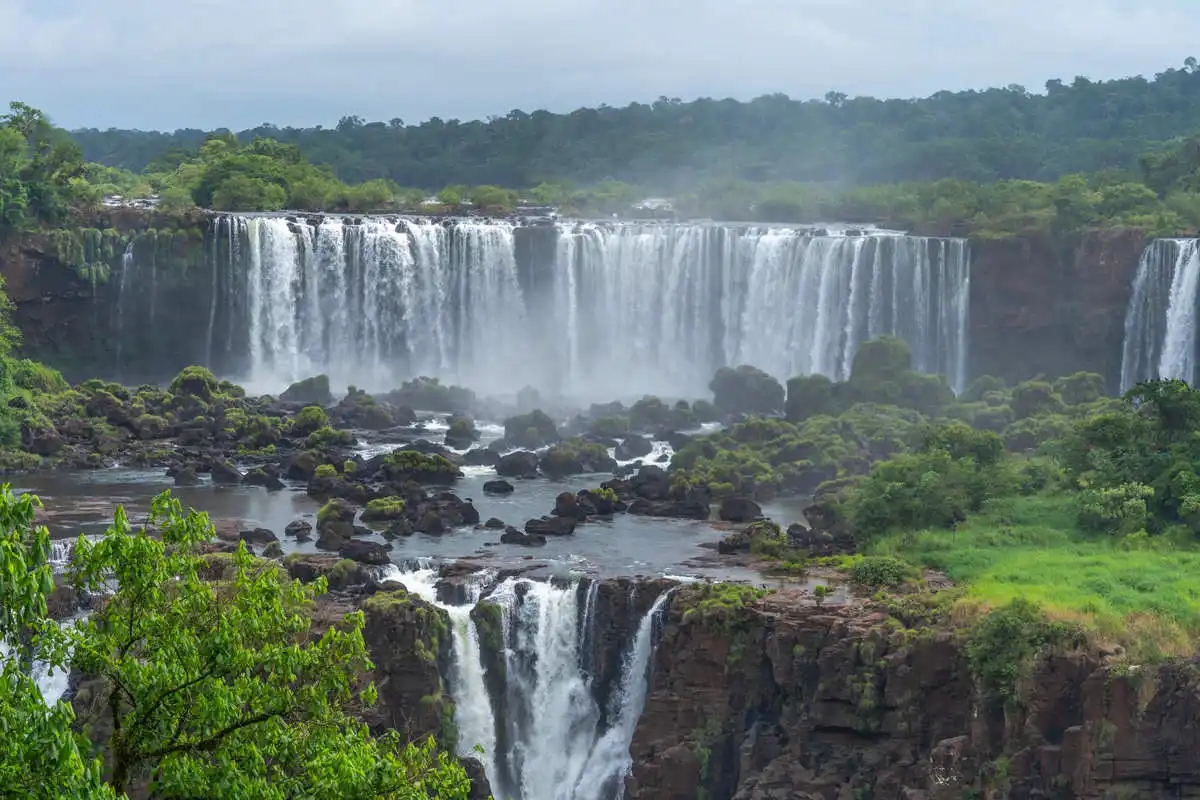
xmin=316 ymin=522 xmax=353 ymax=551
xmin=631 ymin=465 xmax=671 ymax=500
xmin=462 ymin=447 xmax=500 ymax=467
xmin=525 ymin=516 xmax=576 ymax=536
xmin=655 ymin=453 xmax=669 ymax=463
xmin=210 ymin=459 xmax=242 ymax=485
xmin=717 ymin=530 xmax=751 ymax=554
xmin=501 ymin=527 xmax=547 ymax=546
xmin=483 ymin=479 xmax=515 ymax=495
xmin=339 ymin=539 xmax=392 ymax=566
xmin=385 ymin=519 xmax=414 ymax=538
xmin=245 ymin=468 xmax=286 ymax=491
xmin=719 ymin=496 xmax=763 ymax=523
xmin=407 ymin=493 xmax=480 ymax=533
xmin=261 ymin=541 xmax=284 ymax=558
xmin=173 ymin=467 xmax=201 ymax=487
xmin=283 ymin=553 xmax=369 ymax=589
xmin=239 ymin=527 xmax=278 ymax=545
xmin=484 ymin=517 xmax=506 ymax=530
xmin=553 ymin=491 xmax=596 ymax=521
xmin=495 ymin=451 xmax=540 ymax=478
xmin=615 ymin=435 xmax=653 ymax=460
xmin=286 ymin=451 xmax=321 ymax=480
xmin=280 ymin=374 xmax=333 ymax=406
xmin=627 ymin=490 xmax=710 ymax=520
xmin=285 ymin=520 xmax=313 ymax=540
xmin=461 ymin=756 xmax=493 ymax=800
xmin=786 ymin=522 xmax=853 ymax=557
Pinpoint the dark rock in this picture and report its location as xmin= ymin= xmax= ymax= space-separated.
xmin=553 ymin=491 xmax=596 ymax=521
xmin=503 ymin=409 xmax=560 ymax=449
xmin=245 ymin=468 xmax=286 ymax=491
xmin=286 ymin=451 xmax=321 ymax=480
xmin=239 ymin=527 xmax=278 ymax=545
xmin=627 ymin=488 xmax=710 ymax=520
xmin=717 ymin=530 xmax=751 ymax=554
xmin=461 ymin=756 xmax=493 ymax=800
xmin=280 ymin=374 xmax=333 ymax=406
xmin=285 ymin=520 xmax=313 ymax=540
xmin=501 ymin=527 xmax=547 ymax=547
xmin=316 ymin=522 xmax=354 ymax=551
xmin=525 ymin=516 xmax=577 ymax=536
xmin=615 ymin=435 xmax=653 ymax=460
xmin=173 ymin=467 xmax=202 ymax=487
xmin=786 ymin=522 xmax=854 ymax=557
xmin=339 ymin=539 xmax=392 ymax=566
xmin=719 ymin=496 xmax=763 ymax=523
xmin=384 ymin=519 xmax=414 ymax=538
xmin=484 ymin=517 xmax=506 ymax=530
xmin=495 ymin=451 xmax=540 ymax=478
xmin=210 ymin=459 xmax=242 ymax=485
xmin=283 ymin=553 xmax=368 ymax=589
xmin=462 ymin=447 xmax=500 ymax=467
xmin=483 ymin=479 xmax=515 ymax=495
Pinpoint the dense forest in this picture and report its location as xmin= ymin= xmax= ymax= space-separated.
xmin=71 ymin=60 xmax=1200 ymax=191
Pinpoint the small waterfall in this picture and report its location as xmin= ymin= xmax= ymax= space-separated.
xmin=384 ymin=564 xmax=674 ymax=800
xmin=211 ymin=217 xmax=970 ymax=397
xmin=1121 ymin=239 xmax=1200 ymax=391
xmin=114 ymin=242 xmax=135 ymax=373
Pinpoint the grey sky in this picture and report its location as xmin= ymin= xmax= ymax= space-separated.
xmin=0 ymin=0 xmax=1195 ymax=131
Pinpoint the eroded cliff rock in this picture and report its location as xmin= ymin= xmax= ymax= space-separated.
xmin=628 ymin=587 xmax=1200 ymax=800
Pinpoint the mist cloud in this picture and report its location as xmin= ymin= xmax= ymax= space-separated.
xmin=0 ymin=0 xmax=1195 ymax=130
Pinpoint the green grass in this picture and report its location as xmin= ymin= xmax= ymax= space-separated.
xmin=870 ymin=493 xmax=1200 ymax=658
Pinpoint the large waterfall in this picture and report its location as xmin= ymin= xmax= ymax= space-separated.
xmin=1121 ymin=238 xmax=1200 ymax=392
xmin=390 ymin=563 xmax=672 ymax=800
xmin=201 ymin=217 xmax=971 ymax=397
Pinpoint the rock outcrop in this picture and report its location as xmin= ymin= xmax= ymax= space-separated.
xmin=627 ymin=587 xmax=1200 ymax=800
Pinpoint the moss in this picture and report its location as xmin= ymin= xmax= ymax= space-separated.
xmin=313 ymin=464 xmax=338 ymax=479
xmin=383 ymin=450 xmax=460 ymax=483
xmin=472 ymin=601 xmax=504 ymax=656
xmin=280 ymin=374 xmax=333 ymax=406
xmin=169 ymin=365 xmax=220 ymax=401
xmin=361 ymin=496 xmax=406 ymax=522
xmin=291 ymin=405 xmax=330 ymax=436
xmin=305 ymin=426 xmax=353 ymax=450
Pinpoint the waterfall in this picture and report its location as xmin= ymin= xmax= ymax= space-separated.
xmin=210 ymin=217 xmax=970 ymax=397
xmin=383 ymin=564 xmax=673 ymax=800
xmin=1121 ymin=239 xmax=1200 ymax=392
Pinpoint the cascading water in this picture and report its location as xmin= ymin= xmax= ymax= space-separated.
xmin=380 ymin=563 xmax=673 ymax=800
xmin=1121 ymin=239 xmax=1200 ymax=392
xmin=206 ymin=217 xmax=970 ymax=397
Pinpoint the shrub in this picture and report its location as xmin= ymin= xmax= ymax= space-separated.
xmin=709 ymin=365 xmax=784 ymax=415
xmin=1011 ymin=381 xmax=1066 ymax=420
xmin=313 ymin=464 xmax=338 ymax=479
xmin=362 ymin=497 xmax=406 ymax=522
xmin=1077 ymin=482 xmax=1154 ymax=536
xmin=503 ymin=410 xmax=558 ymax=448
xmin=292 ymin=405 xmax=330 ymax=436
xmin=966 ymin=599 xmax=1083 ymax=705
xmin=9 ymin=359 xmax=68 ymax=394
xmin=589 ymin=416 xmax=630 ymax=438
xmin=1053 ymin=372 xmax=1106 ymax=405
xmin=169 ymin=365 xmax=220 ymax=401
xmin=785 ymin=374 xmax=836 ymax=422
xmin=848 ymin=556 xmax=916 ymax=588
xmin=305 ymin=426 xmax=353 ymax=450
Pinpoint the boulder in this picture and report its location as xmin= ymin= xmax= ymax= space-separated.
xmin=525 ymin=516 xmax=577 ymax=536
xmin=495 ymin=451 xmax=540 ymax=478
xmin=501 ymin=527 xmax=547 ymax=547
xmin=615 ymin=435 xmax=653 ymax=460
xmin=210 ymin=459 xmax=242 ymax=485
xmin=261 ymin=541 xmax=284 ymax=558
xmin=384 ymin=519 xmax=415 ymax=538
xmin=239 ymin=527 xmax=278 ymax=545
xmin=719 ymin=496 xmax=763 ymax=523
xmin=717 ymin=530 xmax=751 ymax=554
xmin=462 ymin=447 xmax=500 ymax=467
xmin=286 ymin=451 xmax=321 ymax=480
xmin=173 ymin=467 xmax=202 ymax=487
xmin=483 ymin=479 xmax=515 ymax=495
xmin=285 ymin=520 xmax=313 ymax=540
xmin=339 ymin=539 xmax=392 ymax=566
xmin=484 ymin=517 xmax=507 ymax=530
xmin=316 ymin=522 xmax=354 ymax=551
xmin=553 ymin=491 xmax=596 ymax=521
xmin=245 ymin=468 xmax=286 ymax=491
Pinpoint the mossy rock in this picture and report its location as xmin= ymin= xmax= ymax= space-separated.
xmin=280 ymin=374 xmax=333 ymax=406
xmin=362 ymin=496 xmax=406 ymax=522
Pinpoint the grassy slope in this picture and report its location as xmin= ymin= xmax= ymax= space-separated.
xmin=868 ymin=494 xmax=1200 ymax=659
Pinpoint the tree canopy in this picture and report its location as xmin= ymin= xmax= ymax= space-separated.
xmin=68 ymin=61 xmax=1200 ymax=191
xmin=0 ymin=489 xmax=472 ymax=799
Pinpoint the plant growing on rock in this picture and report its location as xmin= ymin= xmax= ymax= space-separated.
xmin=362 ymin=496 xmax=407 ymax=522
xmin=280 ymin=374 xmax=333 ymax=406
xmin=305 ymin=425 xmax=354 ymax=450
xmin=313 ymin=463 xmax=338 ymax=479
xmin=167 ymin=365 xmax=221 ymax=402
xmin=292 ymin=404 xmax=330 ymax=436
xmin=710 ymin=364 xmax=784 ymax=415
xmin=383 ymin=450 xmax=461 ymax=483
xmin=503 ymin=409 xmax=559 ymax=448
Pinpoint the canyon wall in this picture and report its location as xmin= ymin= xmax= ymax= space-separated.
xmin=968 ymin=228 xmax=1148 ymax=390
xmin=627 ymin=590 xmax=1200 ymax=800
xmin=0 ymin=215 xmax=1152 ymax=393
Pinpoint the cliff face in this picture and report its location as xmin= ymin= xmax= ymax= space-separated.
xmin=968 ymin=229 xmax=1148 ymax=390
xmin=2 ymin=209 xmax=211 ymax=384
xmin=628 ymin=591 xmax=1200 ymax=800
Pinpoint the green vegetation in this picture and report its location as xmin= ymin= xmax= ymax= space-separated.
xmin=305 ymin=425 xmax=354 ymax=450
xmin=313 ymin=463 xmax=338 ymax=479
xmin=292 ymin=404 xmax=331 ymax=436
xmin=362 ymin=496 xmax=407 ymax=522
xmin=0 ymin=489 xmax=471 ymax=797
xmin=383 ymin=450 xmax=461 ymax=483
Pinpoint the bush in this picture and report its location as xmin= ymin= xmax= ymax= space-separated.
xmin=962 ymin=375 xmax=1007 ymax=403
xmin=589 ymin=416 xmax=630 ymax=438
xmin=848 ymin=556 xmax=916 ymax=588
xmin=362 ymin=496 xmax=406 ymax=522
xmin=503 ymin=410 xmax=559 ymax=448
xmin=966 ymin=599 xmax=1082 ymax=705
xmin=709 ymin=365 xmax=784 ymax=415
xmin=1077 ymin=482 xmax=1154 ymax=536
xmin=9 ymin=359 xmax=68 ymax=394
xmin=169 ymin=366 xmax=220 ymax=401
xmin=292 ymin=405 xmax=330 ymax=436
xmin=1011 ymin=381 xmax=1066 ymax=420
xmin=785 ymin=374 xmax=837 ymax=422
xmin=1053 ymin=372 xmax=1105 ymax=405
xmin=305 ymin=426 xmax=353 ymax=450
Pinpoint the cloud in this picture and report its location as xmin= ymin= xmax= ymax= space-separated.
xmin=0 ymin=0 xmax=1196 ymax=129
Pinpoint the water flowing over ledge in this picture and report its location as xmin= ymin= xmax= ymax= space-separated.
xmin=1121 ymin=238 xmax=1200 ymax=392
xmin=194 ymin=217 xmax=970 ymax=398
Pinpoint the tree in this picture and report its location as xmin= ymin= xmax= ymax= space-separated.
xmin=58 ymin=491 xmax=471 ymax=798
xmin=0 ymin=486 xmax=114 ymax=799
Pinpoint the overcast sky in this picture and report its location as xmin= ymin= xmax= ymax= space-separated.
xmin=0 ymin=0 xmax=1195 ymax=131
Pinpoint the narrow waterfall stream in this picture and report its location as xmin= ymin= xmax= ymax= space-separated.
xmin=381 ymin=562 xmax=674 ymax=800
